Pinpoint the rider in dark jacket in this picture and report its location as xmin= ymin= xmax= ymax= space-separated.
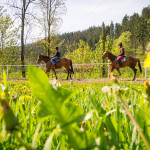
xmin=51 ymin=47 xmax=61 ymax=67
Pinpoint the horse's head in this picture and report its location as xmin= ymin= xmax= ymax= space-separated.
xmin=37 ymin=54 xmax=43 ymax=64
xmin=101 ymin=50 xmax=109 ymax=59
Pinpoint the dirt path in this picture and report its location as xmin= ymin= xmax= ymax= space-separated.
xmin=57 ymin=78 xmax=148 ymax=84
xmin=6 ymin=78 xmax=148 ymax=83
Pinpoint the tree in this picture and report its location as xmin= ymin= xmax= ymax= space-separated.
xmin=141 ymin=6 xmax=150 ymax=48
xmin=0 ymin=15 xmax=12 ymax=51
xmin=112 ymin=31 xmax=132 ymax=56
xmin=142 ymin=5 xmax=150 ymax=19
xmin=0 ymin=6 xmax=18 ymax=65
xmin=129 ymin=13 xmax=141 ymax=49
xmin=6 ymin=0 xmax=36 ymax=77
xmin=65 ymin=40 xmax=93 ymax=64
xmin=115 ymin=23 xmax=121 ymax=39
xmin=38 ymin=0 xmax=66 ymax=57
xmin=110 ymin=21 xmax=114 ymax=40
xmin=105 ymin=35 xmax=113 ymax=52
xmin=121 ymin=14 xmax=129 ymax=33
xmin=102 ymin=22 xmax=106 ymax=77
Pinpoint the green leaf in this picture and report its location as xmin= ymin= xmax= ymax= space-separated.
xmin=135 ymin=109 xmax=150 ymax=143
xmin=44 ymin=128 xmax=61 ymax=150
xmin=28 ymin=65 xmax=77 ymax=123
xmin=130 ymin=126 xmax=137 ymax=150
xmin=28 ymin=66 xmax=97 ymax=149
xmin=32 ymin=123 xmax=41 ymax=148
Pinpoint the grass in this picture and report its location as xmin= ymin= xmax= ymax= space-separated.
xmin=0 ymin=66 xmax=150 ymax=150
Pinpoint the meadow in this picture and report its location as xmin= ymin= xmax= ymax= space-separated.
xmin=0 ymin=66 xmax=150 ymax=150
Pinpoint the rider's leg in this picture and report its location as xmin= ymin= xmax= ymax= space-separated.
xmin=116 ymin=56 xmax=124 ymax=67
xmin=51 ymin=58 xmax=55 ymax=67
xmin=51 ymin=57 xmax=58 ymax=67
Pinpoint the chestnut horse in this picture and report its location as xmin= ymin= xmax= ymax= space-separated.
xmin=102 ymin=50 xmax=142 ymax=81
xmin=37 ymin=54 xmax=74 ymax=80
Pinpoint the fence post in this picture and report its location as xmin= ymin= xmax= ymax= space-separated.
xmin=7 ymin=65 xmax=8 ymax=80
xmin=108 ymin=64 xmax=110 ymax=78
xmin=145 ymin=67 xmax=147 ymax=79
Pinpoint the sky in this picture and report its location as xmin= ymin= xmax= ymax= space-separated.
xmin=59 ymin=0 xmax=150 ymax=34
xmin=0 ymin=0 xmax=149 ymax=43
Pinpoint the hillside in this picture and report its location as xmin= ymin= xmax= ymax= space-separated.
xmin=22 ymin=5 xmax=150 ymax=61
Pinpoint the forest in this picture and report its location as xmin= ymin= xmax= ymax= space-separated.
xmin=0 ymin=4 xmax=150 ymax=66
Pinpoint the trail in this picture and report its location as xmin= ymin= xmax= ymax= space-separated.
xmin=6 ymin=78 xmax=148 ymax=83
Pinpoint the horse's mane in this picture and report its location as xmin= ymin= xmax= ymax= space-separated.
xmin=106 ymin=51 xmax=116 ymax=61
xmin=40 ymin=55 xmax=50 ymax=59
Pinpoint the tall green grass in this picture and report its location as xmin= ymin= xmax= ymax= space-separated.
xmin=0 ymin=66 xmax=149 ymax=149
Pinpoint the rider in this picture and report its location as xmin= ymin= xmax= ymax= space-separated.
xmin=51 ymin=47 xmax=61 ymax=67
xmin=116 ymin=42 xmax=125 ymax=65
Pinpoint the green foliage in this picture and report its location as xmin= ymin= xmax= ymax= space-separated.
xmin=28 ymin=66 xmax=97 ymax=149
xmin=0 ymin=11 xmax=18 ymax=65
xmin=0 ymin=70 xmax=150 ymax=149
xmin=65 ymin=40 xmax=94 ymax=63
xmin=112 ymin=31 xmax=131 ymax=55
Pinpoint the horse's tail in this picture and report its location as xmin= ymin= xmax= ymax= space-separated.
xmin=70 ymin=60 xmax=74 ymax=74
xmin=137 ymin=58 xmax=142 ymax=73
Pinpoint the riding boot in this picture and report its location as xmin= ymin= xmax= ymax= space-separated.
xmin=116 ymin=60 xmax=122 ymax=68
xmin=52 ymin=64 xmax=56 ymax=68
xmin=119 ymin=61 xmax=123 ymax=68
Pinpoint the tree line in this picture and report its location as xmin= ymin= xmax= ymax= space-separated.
xmin=0 ymin=3 xmax=150 ymax=77
xmin=61 ymin=5 xmax=150 ymax=55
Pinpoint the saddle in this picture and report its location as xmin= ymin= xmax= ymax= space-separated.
xmin=118 ymin=56 xmax=127 ymax=68
xmin=54 ymin=58 xmax=61 ymax=63
xmin=120 ymin=56 xmax=127 ymax=63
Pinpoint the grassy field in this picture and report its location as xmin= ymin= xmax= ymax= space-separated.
xmin=0 ymin=66 xmax=150 ymax=150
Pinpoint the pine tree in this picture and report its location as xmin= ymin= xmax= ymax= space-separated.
xmin=110 ymin=21 xmax=115 ymax=40
xmin=102 ymin=22 xmax=106 ymax=77
xmin=121 ymin=14 xmax=129 ymax=33
xmin=115 ymin=23 xmax=121 ymax=39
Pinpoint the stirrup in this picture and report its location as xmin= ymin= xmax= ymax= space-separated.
xmin=52 ymin=65 xmax=55 ymax=68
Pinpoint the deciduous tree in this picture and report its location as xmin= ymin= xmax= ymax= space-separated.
xmin=38 ymin=0 xmax=66 ymax=57
xmin=6 ymin=0 xmax=36 ymax=77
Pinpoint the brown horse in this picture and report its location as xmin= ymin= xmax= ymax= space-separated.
xmin=102 ymin=50 xmax=142 ymax=81
xmin=37 ymin=54 xmax=74 ymax=80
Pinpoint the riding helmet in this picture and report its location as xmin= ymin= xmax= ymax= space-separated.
xmin=118 ymin=42 xmax=122 ymax=47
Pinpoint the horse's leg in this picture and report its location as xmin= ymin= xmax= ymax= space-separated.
xmin=106 ymin=65 xmax=112 ymax=80
xmin=46 ymin=68 xmax=50 ymax=77
xmin=116 ymin=68 xmax=123 ymax=80
xmin=66 ymin=69 xmax=69 ymax=80
xmin=52 ymin=68 xmax=58 ymax=80
xmin=129 ymin=66 xmax=137 ymax=81
xmin=64 ymin=67 xmax=69 ymax=80
xmin=108 ymin=67 xmax=115 ymax=79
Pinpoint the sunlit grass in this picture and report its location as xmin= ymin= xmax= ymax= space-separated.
xmin=0 ymin=73 xmax=150 ymax=149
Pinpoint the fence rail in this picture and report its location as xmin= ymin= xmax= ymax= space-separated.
xmin=0 ymin=62 xmax=149 ymax=80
